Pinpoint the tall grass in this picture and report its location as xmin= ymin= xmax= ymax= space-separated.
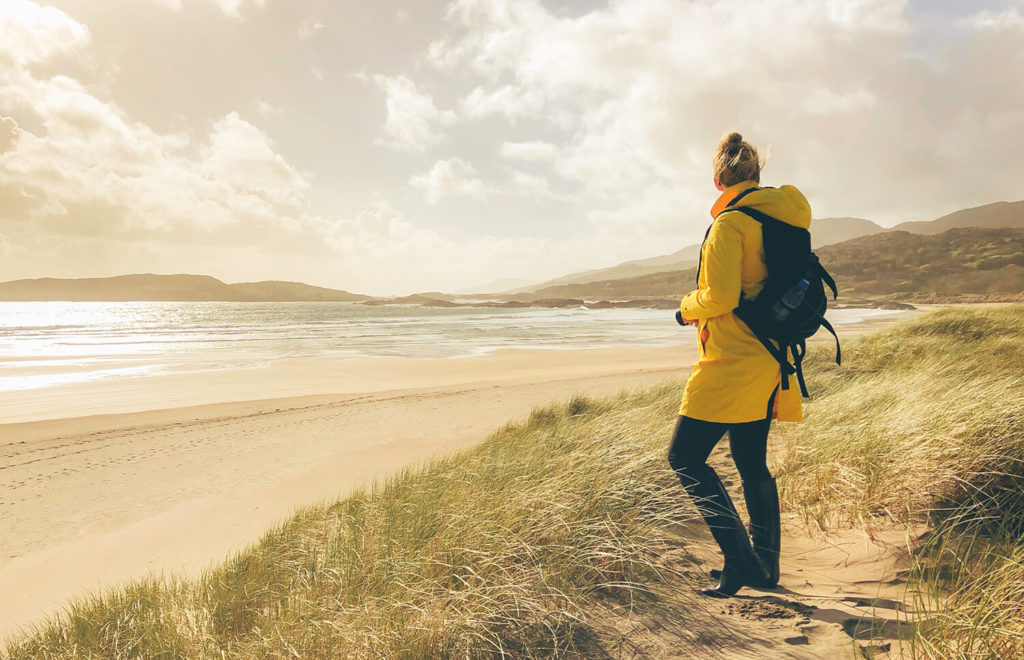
xmin=6 ymin=306 xmax=1024 ymax=658
xmin=773 ymin=305 xmax=1024 ymax=658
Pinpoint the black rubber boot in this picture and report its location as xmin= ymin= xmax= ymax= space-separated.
xmin=682 ymin=466 xmax=769 ymax=598
xmin=743 ymin=477 xmax=781 ymax=588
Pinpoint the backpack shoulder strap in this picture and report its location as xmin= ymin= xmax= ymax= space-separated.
xmin=697 ymin=188 xmax=763 ymax=284
xmin=727 ymin=205 xmax=796 ymax=231
xmin=817 ymin=262 xmax=838 ymax=300
xmin=791 ymin=341 xmax=810 ymax=398
xmin=733 ymin=306 xmax=798 ymax=391
xmin=818 ymin=315 xmax=842 ymax=365
xmin=716 ymin=187 xmax=762 ymax=216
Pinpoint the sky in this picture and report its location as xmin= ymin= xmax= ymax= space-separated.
xmin=0 ymin=0 xmax=1022 ymax=295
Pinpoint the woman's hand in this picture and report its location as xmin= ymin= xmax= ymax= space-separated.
xmin=676 ymin=311 xmax=699 ymax=326
xmin=675 ymin=311 xmax=699 ymax=327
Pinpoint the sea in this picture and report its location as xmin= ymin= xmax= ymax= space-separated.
xmin=0 ymin=302 xmax=905 ymax=393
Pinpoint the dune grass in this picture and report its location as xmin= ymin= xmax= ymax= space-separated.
xmin=5 ymin=305 xmax=1024 ymax=658
xmin=4 ymin=389 xmax=712 ymax=658
xmin=772 ymin=305 xmax=1024 ymax=658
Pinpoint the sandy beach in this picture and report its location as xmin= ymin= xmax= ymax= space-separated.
xmin=0 ymin=311 xmax=920 ymax=644
xmin=1 ymin=344 xmax=700 ymax=642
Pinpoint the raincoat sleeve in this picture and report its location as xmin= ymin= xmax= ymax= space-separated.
xmin=679 ymin=216 xmax=743 ymax=320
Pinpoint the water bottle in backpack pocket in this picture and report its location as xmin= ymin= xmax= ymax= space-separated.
xmin=771 ymin=278 xmax=809 ymax=323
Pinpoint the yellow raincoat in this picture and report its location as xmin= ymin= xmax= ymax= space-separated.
xmin=679 ymin=181 xmax=811 ymax=424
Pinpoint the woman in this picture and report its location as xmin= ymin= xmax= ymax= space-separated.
xmin=668 ymin=131 xmax=810 ymax=598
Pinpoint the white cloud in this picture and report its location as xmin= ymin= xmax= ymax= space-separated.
xmin=0 ymin=116 xmax=19 ymax=153
xmin=0 ymin=0 xmax=90 ymax=66
xmin=409 ymin=158 xmax=491 ymax=204
xmin=421 ymin=0 xmax=1024 ymax=227
xmin=459 ymin=85 xmax=545 ymax=120
xmin=200 ymin=112 xmax=311 ymax=220
xmin=961 ymin=9 xmax=1024 ymax=31
xmin=298 ymin=18 xmax=324 ymax=40
xmin=215 ymin=0 xmax=265 ymax=19
xmin=148 ymin=0 xmax=265 ymax=17
xmin=255 ymin=100 xmax=277 ymax=117
xmin=805 ymin=87 xmax=877 ymax=115
xmin=371 ymin=75 xmax=456 ymax=151
xmin=500 ymin=141 xmax=558 ymax=161
xmin=150 ymin=0 xmax=183 ymax=10
xmin=0 ymin=2 xmax=310 ymax=237
xmin=508 ymin=170 xmax=553 ymax=197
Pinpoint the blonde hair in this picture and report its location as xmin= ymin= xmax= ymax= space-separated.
xmin=713 ymin=131 xmax=762 ymax=187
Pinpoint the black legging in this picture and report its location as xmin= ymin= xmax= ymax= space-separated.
xmin=667 ymin=415 xmax=772 ymax=486
xmin=667 ymin=389 xmax=777 ymax=486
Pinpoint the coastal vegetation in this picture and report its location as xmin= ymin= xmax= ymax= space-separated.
xmin=5 ymin=306 xmax=1024 ymax=658
xmin=816 ymin=227 xmax=1024 ymax=300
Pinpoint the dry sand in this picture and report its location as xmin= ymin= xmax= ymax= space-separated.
xmin=0 ymin=345 xmax=698 ymax=642
xmin=0 ymin=310 xmax=922 ymax=647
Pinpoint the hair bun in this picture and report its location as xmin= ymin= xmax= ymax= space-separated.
xmin=713 ymin=130 xmax=761 ymax=186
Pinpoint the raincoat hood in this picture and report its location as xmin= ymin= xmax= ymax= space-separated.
xmin=711 ymin=181 xmax=811 ymax=230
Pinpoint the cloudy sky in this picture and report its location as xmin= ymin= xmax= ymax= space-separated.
xmin=1 ymin=0 xmax=1022 ymax=295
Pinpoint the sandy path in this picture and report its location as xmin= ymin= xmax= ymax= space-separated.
xmin=606 ymin=412 xmax=920 ymax=658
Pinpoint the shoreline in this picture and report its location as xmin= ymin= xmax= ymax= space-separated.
xmin=0 ymin=306 xmax=918 ymax=426
xmin=0 ymin=308 xmax=924 ymax=643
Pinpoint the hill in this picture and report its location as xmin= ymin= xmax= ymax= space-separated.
xmin=0 ymin=274 xmax=370 ymax=302
xmin=518 ymin=226 xmax=1024 ymax=302
xmin=6 ymin=307 xmax=1024 ymax=657
xmin=506 ymin=244 xmax=701 ymax=294
xmin=811 ymin=216 xmax=885 ymax=246
xmin=511 ymin=215 xmax=884 ymax=296
xmin=891 ymin=199 xmax=1024 ymax=235
xmin=524 ymin=267 xmax=695 ymax=300
xmin=509 ymin=199 xmax=1024 ymax=298
xmin=457 ymin=278 xmax=539 ymax=294
xmin=817 ymin=226 xmax=1024 ymax=299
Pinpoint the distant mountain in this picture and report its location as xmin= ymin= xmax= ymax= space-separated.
xmin=0 ymin=274 xmax=370 ymax=302
xmin=458 ymin=278 xmax=539 ymax=295
xmin=517 ymin=227 xmax=1024 ymax=302
xmin=522 ymin=268 xmax=695 ymax=301
xmin=891 ymin=200 xmax=1024 ymax=235
xmin=509 ymin=245 xmax=701 ymax=294
xmin=811 ymin=217 xmax=885 ymax=247
xmin=514 ymin=215 xmax=884 ymax=295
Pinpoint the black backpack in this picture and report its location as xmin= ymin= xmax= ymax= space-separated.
xmin=698 ymin=187 xmax=841 ymax=397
